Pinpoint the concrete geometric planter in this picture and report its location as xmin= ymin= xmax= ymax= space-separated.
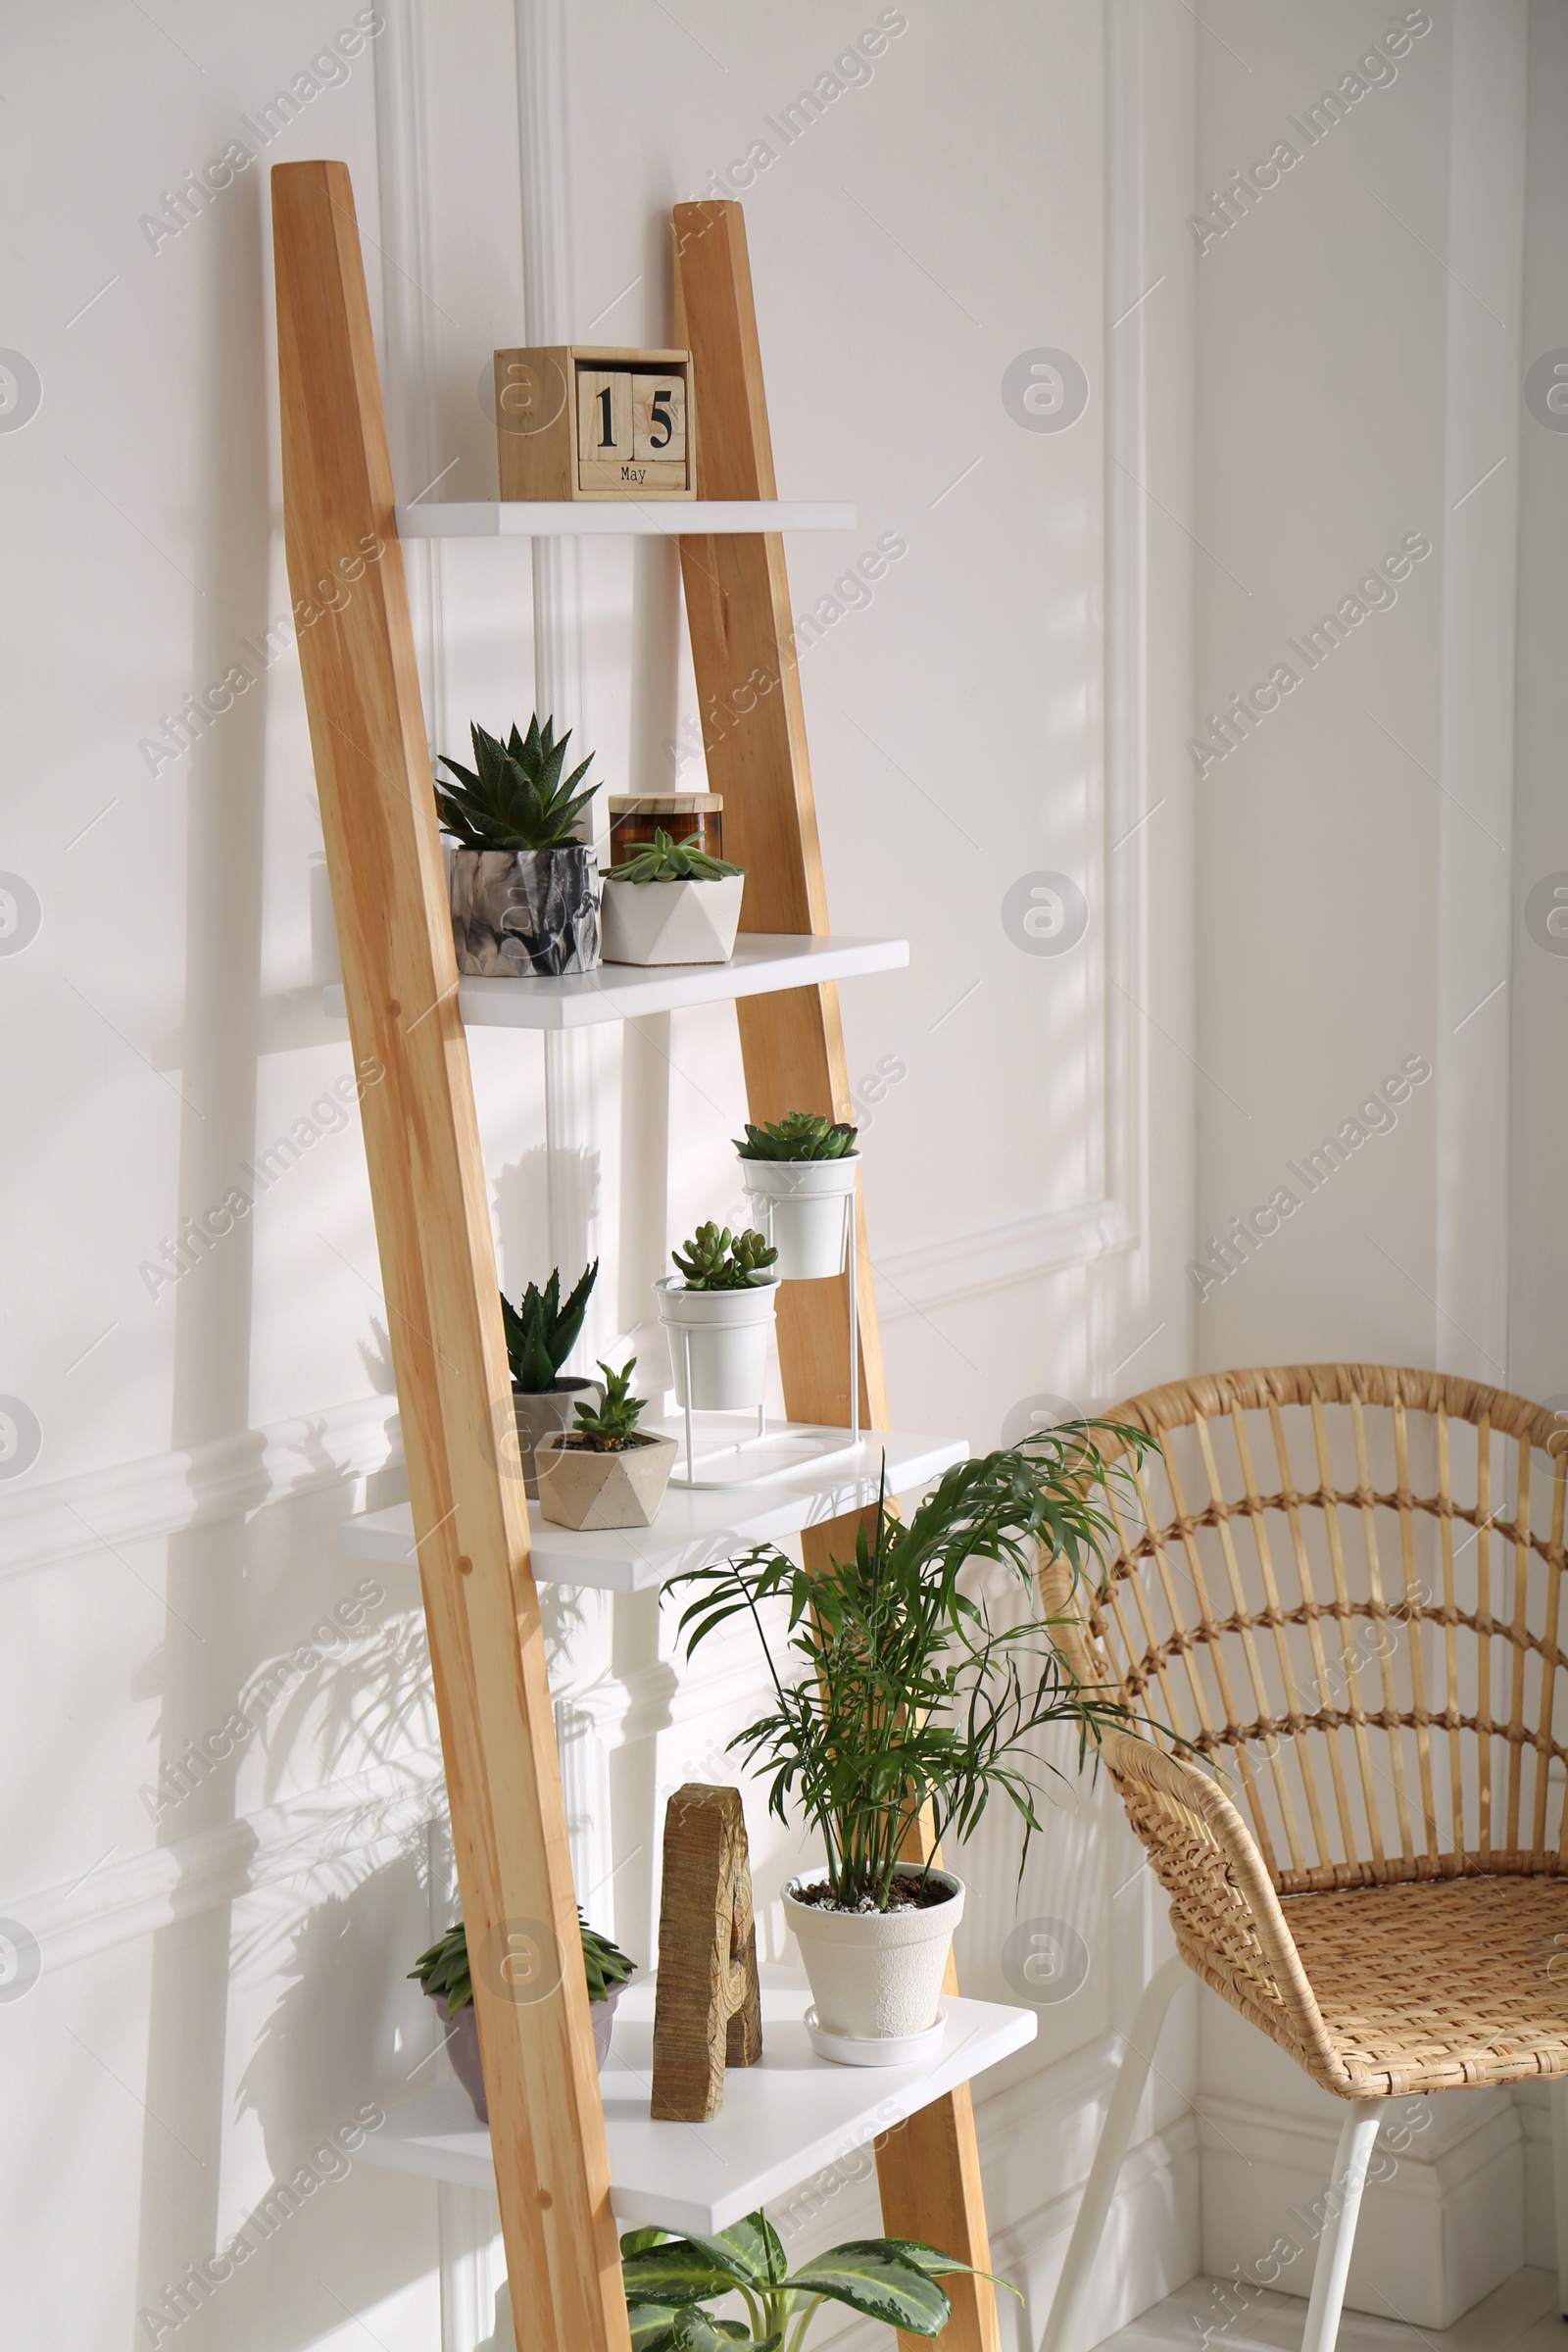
xmin=534 ymin=1430 xmax=678 ymax=1529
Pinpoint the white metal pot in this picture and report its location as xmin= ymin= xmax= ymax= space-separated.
xmin=783 ymin=1866 xmax=964 ymax=2048
xmin=654 ymin=1275 xmax=780 ymax=1410
xmin=601 ymin=872 xmax=744 ymax=966
xmin=739 ymin=1154 xmax=859 ymax=1282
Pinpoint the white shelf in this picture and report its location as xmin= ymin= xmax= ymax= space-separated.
xmin=396 ymin=500 xmax=856 ymax=539
xmin=323 ymin=933 xmax=907 ymax=1032
xmin=340 ymin=1423 xmax=967 ymax=1591
xmin=363 ymin=1975 xmax=1036 ymax=2232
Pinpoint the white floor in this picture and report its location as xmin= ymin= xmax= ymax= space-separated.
xmin=1097 ymin=2265 xmax=1562 ymax=2350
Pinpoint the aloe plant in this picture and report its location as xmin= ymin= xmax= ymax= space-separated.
xmin=609 ymin=828 xmax=744 ymax=885
xmin=670 ymin=1222 xmax=778 ymax=1291
xmin=620 ymin=2209 xmax=1013 ymax=2350
xmin=734 ymin=1111 xmax=858 ymax=1162
xmin=570 ymin=1359 xmax=648 ymax=1450
xmin=435 ymin=715 xmax=597 ymax=853
xmin=502 ymin=1261 xmax=598 ymax=1393
xmin=410 ymin=1911 xmax=634 ymax=2015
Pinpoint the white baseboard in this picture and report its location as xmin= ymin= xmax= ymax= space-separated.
xmin=1197 ymin=2085 xmax=1524 ymax=2331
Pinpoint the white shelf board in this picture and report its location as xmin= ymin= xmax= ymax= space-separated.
xmin=323 ymin=933 xmax=907 ymax=1032
xmin=339 ymin=1423 xmax=967 ymax=1591
xmin=362 ymin=1975 xmax=1036 ymax=2233
xmin=395 ymin=500 xmax=855 ymax=539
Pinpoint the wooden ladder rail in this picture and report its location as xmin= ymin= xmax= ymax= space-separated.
xmin=674 ymin=198 xmax=1003 ymax=2352
xmin=271 ymin=160 xmax=629 ymax=2352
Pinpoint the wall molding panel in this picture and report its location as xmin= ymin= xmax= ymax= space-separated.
xmin=0 ymin=1390 xmax=398 ymax=1582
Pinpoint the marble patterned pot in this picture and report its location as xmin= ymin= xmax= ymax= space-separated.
xmin=450 ymin=845 xmax=599 ymax=976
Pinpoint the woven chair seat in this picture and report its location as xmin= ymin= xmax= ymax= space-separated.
xmin=1217 ymin=1876 xmax=1568 ymax=2097
xmin=1042 ymin=1365 xmax=1568 ymax=2103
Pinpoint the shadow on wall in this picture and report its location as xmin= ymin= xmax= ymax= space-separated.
xmin=236 ymin=1857 xmax=434 ymax=2177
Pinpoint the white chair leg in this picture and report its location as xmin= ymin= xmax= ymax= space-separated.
xmin=1039 ymin=1953 xmax=1188 ymax=2352
xmin=1550 ymin=2077 xmax=1568 ymax=2317
xmin=1298 ymin=2101 xmax=1384 ymax=2352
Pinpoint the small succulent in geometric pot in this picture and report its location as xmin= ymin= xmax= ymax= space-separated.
xmin=409 ymin=1910 xmax=636 ymax=2116
xmin=735 ymin=1109 xmax=859 ymax=1282
xmin=436 ymin=714 xmax=600 ymax=976
xmin=601 ymin=827 xmax=747 ymax=967
xmin=535 ymin=1358 xmax=679 ymax=1531
xmin=655 ymin=1223 xmax=780 ymax=1413
xmin=502 ymin=1260 xmax=601 ymax=1497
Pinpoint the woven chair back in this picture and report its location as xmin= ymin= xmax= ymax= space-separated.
xmin=1051 ymin=1365 xmax=1568 ymax=1895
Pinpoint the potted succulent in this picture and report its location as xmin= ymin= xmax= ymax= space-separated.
xmin=654 ymin=1223 xmax=780 ymax=1413
xmin=671 ymin=1433 xmax=1145 ymax=2059
xmin=502 ymin=1261 xmax=602 ymax=1497
xmin=735 ymin=1111 xmax=859 ymax=1283
xmin=410 ymin=1910 xmax=636 ymax=2120
xmin=535 ymin=1358 xmax=679 ymax=1530
xmin=615 ymin=2208 xmax=1015 ymax=2350
xmin=601 ymin=828 xmax=747 ymax=967
xmin=436 ymin=714 xmax=600 ymax=975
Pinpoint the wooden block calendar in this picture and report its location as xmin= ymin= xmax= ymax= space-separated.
xmin=494 ymin=345 xmax=695 ymax=500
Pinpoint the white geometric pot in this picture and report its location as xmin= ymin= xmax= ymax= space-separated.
xmin=783 ymin=1866 xmax=964 ymax=2049
xmin=738 ymin=1154 xmax=859 ymax=1282
xmin=654 ymin=1275 xmax=780 ymax=1410
xmin=534 ymin=1431 xmax=678 ymax=1529
xmin=601 ymin=873 xmax=744 ymax=966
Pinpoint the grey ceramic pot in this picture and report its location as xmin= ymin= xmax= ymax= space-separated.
xmin=512 ymin=1378 xmax=604 ymax=1498
xmin=433 ymin=1985 xmax=624 ymax=2125
xmin=450 ymin=845 xmax=600 ymax=977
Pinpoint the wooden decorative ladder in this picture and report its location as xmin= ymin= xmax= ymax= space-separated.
xmin=272 ymin=161 xmax=1002 ymax=2352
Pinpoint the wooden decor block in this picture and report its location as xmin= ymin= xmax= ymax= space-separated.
xmin=495 ymin=346 xmax=695 ymax=501
xmin=650 ymin=1785 xmax=762 ymax=2121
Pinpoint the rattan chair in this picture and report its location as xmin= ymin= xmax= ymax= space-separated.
xmin=1038 ymin=1365 xmax=1568 ymax=2352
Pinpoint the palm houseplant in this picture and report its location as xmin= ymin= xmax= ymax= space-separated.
xmin=616 ymin=2208 xmax=1014 ymax=2351
xmin=536 ymin=1357 xmax=678 ymax=1531
xmin=410 ymin=1911 xmax=636 ymax=2118
xmin=503 ymin=1260 xmax=601 ymax=1496
xmin=437 ymin=714 xmax=601 ymax=976
xmin=671 ymin=1431 xmax=1146 ymax=2060
xmin=655 ymin=1222 xmax=780 ymax=1413
xmin=601 ymin=827 xmax=747 ymax=967
xmin=735 ymin=1110 xmax=859 ymax=1283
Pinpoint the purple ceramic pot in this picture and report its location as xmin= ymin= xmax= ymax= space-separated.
xmin=431 ymin=1984 xmax=624 ymax=2125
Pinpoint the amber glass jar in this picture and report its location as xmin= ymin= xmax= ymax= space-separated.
xmin=608 ymin=794 xmax=723 ymax=866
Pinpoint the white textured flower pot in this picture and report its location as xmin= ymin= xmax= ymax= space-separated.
xmin=783 ymin=1867 xmax=964 ymax=2052
xmin=739 ymin=1153 xmax=859 ymax=1281
xmin=654 ymin=1276 xmax=780 ymax=1410
xmin=534 ymin=1431 xmax=678 ymax=1529
xmin=601 ymin=873 xmax=744 ymax=966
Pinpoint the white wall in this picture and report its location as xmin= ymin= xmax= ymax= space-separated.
xmin=1188 ymin=0 xmax=1562 ymax=2329
xmin=0 ymin=3 xmax=1201 ymax=2348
